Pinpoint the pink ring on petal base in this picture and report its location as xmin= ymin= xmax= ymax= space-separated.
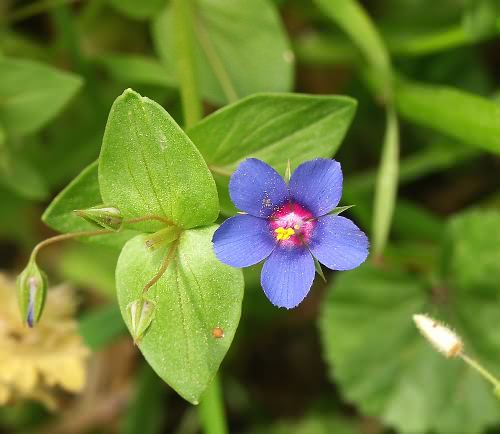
xmin=269 ymin=202 xmax=316 ymax=247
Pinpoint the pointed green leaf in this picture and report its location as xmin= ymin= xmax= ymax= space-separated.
xmin=314 ymin=0 xmax=392 ymax=94
xmin=187 ymin=93 xmax=357 ymax=214
xmin=116 ymin=225 xmax=244 ymax=404
xmin=328 ymin=205 xmax=355 ymax=216
xmin=0 ymin=57 xmax=82 ymax=137
xmin=99 ymin=89 xmax=218 ymax=231
xmin=395 ymin=76 xmax=500 ymax=154
xmin=313 ymin=257 xmax=327 ymax=283
xmin=372 ymin=108 xmax=399 ymax=256
xmin=42 ymin=161 xmax=137 ymax=247
xmin=152 ymin=0 xmax=293 ymax=105
xmin=319 ymin=260 xmax=500 ymax=434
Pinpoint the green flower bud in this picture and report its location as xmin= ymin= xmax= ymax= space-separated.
xmin=128 ymin=297 xmax=156 ymax=343
xmin=16 ymin=259 xmax=48 ymax=327
xmin=74 ymin=205 xmax=123 ymax=231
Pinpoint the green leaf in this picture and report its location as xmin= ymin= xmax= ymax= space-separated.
xmin=99 ymin=89 xmax=218 ymax=231
xmin=152 ymin=0 xmax=293 ymax=105
xmin=116 ymin=225 xmax=244 ymax=404
xmin=444 ymin=210 xmax=500 ymax=291
xmin=121 ymin=364 xmax=165 ymax=434
xmin=314 ymin=0 xmax=391 ymax=93
xmin=372 ymin=108 xmax=399 ymax=255
xmin=392 ymin=199 xmax=444 ymax=242
xmin=0 ymin=57 xmax=82 ymax=137
xmin=42 ymin=161 xmax=137 ymax=247
xmin=187 ymin=93 xmax=357 ymax=214
xmin=0 ymin=153 xmax=48 ymax=200
xmin=107 ymin=0 xmax=166 ymax=19
xmin=96 ymin=54 xmax=177 ymax=88
xmin=78 ymin=303 xmax=127 ymax=350
xmin=395 ymin=76 xmax=500 ymax=154
xmin=319 ymin=263 xmax=500 ymax=434
xmin=462 ymin=0 xmax=498 ymax=40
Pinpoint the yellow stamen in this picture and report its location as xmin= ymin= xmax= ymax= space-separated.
xmin=293 ymin=224 xmax=300 ymax=230
xmin=275 ymin=227 xmax=295 ymax=241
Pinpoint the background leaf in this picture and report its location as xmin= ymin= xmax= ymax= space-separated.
xmin=320 ymin=210 xmax=500 ymax=434
xmin=78 ymin=303 xmax=127 ymax=350
xmin=152 ymin=0 xmax=294 ymax=105
xmin=395 ymin=76 xmax=500 ymax=154
xmin=116 ymin=225 xmax=244 ymax=404
xmin=0 ymin=57 xmax=82 ymax=137
xmin=107 ymin=0 xmax=166 ymax=20
xmin=96 ymin=54 xmax=177 ymax=88
xmin=99 ymin=89 xmax=219 ymax=231
xmin=187 ymin=93 xmax=357 ymax=214
xmin=443 ymin=210 xmax=500 ymax=291
xmin=372 ymin=108 xmax=399 ymax=255
xmin=314 ymin=0 xmax=392 ymax=89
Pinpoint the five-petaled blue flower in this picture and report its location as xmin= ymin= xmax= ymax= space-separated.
xmin=212 ymin=158 xmax=369 ymax=309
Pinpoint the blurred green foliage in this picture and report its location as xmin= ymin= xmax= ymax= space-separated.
xmin=1 ymin=0 xmax=500 ymax=433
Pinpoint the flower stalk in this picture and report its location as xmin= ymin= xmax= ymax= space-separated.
xmin=413 ymin=313 xmax=500 ymax=399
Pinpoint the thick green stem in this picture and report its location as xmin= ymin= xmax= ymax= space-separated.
xmin=172 ymin=0 xmax=203 ymax=127
xmin=198 ymin=376 xmax=228 ymax=434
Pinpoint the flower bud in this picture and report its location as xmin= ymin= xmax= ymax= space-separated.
xmin=128 ymin=297 xmax=156 ymax=343
xmin=16 ymin=260 xmax=48 ymax=327
xmin=413 ymin=313 xmax=463 ymax=358
xmin=74 ymin=205 xmax=123 ymax=231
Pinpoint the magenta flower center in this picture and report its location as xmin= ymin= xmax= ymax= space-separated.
xmin=269 ymin=202 xmax=315 ymax=247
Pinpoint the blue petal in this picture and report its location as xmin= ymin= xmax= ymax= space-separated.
xmin=229 ymin=158 xmax=289 ymax=217
xmin=309 ymin=215 xmax=369 ymax=270
xmin=260 ymin=246 xmax=315 ymax=309
xmin=289 ymin=159 xmax=343 ymax=217
xmin=212 ymin=214 xmax=276 ymax=267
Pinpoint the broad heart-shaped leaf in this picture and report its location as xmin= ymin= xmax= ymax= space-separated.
xmin=443 ymin=210 xmax=500 ymax=291
xmin=43 ymin=161 xmax=137 ymax=248
xmin=116 ymin=225 xmax=244 ymax=404
xmin=99 ymin=89 xmax=219 ymax=232
xmin=0 ymin=57 xmax=82 ymax=137
xmin=319 ymin=263 xmax=500 ymax=434
xmin=187 ymin=93 xmax=357 ymax=214
xmin=152 ymin=0 xmax=293 ymax=105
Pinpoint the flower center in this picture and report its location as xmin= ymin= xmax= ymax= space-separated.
xmin=269 ymin=202 xmax=315 ymax=246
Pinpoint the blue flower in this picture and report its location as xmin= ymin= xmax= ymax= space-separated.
xmin=212 ymin=158 xmax=369 ymax=309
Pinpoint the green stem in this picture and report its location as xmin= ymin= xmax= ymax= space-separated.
xmin=172 ymin=1 xmax=229 ymax=431
xmin=198 ymin=376 xmax=228 ymax=434
xmin=30 ymin=229 xmax=113 ymax=262
xmin=460 ymin=353 xmax=500 ymax=392
xmin=172 ymin=0 xmax=203 ymax=127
